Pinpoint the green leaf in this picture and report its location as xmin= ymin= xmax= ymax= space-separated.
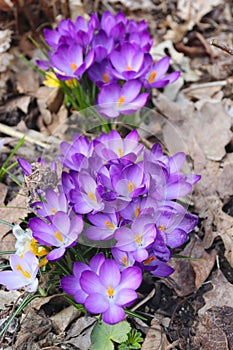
xmin=91 ymin=320 xmax=131 ymax=350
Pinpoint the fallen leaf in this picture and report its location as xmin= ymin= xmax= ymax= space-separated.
xmin=65 ymin=315 xmax=96 ymax=350
xmin=193 ymin=306 xmax=233 ymax=349
xmin=0 ymin=290 xmax=21 ymax=309
xmin=177 ymin=0 xmax=223 ymax=29
xmin=199 ymin=269 xmax=233 ymax=315
xmin=50 ymin=306 xmax=81 ymax=332
xmin=168 ymin=236 xmax=217 ymax=296
xmin=141 ymin=317 xmax=170 ymax=350
xmin=0 ymin=189 xmax=28 ymax=252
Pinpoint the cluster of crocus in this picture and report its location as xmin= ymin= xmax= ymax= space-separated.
xmin=0 ymin=130 xmax=200 ymax=324
xmin=37 ymin=11 xmax=180 ymax=118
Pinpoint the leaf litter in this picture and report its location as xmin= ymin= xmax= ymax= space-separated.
xmin=0 ymin=0 xmax=233 ymax=349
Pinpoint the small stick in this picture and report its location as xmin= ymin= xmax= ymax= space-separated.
xmin=209 ymin=39 xmax=233 ymax=56
xmin=0 ymin=123 xmax=49 ymax=149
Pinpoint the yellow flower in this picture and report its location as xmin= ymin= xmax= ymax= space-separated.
xmin=43 ymin=72 xmax=61 ymax=88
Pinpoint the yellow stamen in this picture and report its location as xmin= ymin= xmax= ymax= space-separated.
xmin=70 ymin=62 xmax=77 ymax=71
xmin=143 ymin=256 xmax=157 ymax=265
xmin=118 ymin=96 xmax=125 ymax=107
xmin=30 ymin=239 xmax=48 ymax=257
xmin=107 ymin=285 xmax=114 ymax=297
xmin=159 ymin=224 xmax=165 ymax=231
xmin=88 ymin=192 xmax=97 ymax=202
xmin=51 ymin=208 xmax=57 ymax=214
xmin=127 ymin=181 xmax=136 ymax=193
xmin=135 ymin=206 xmax=140 ymax=218
xmin=16 ymin=264 xmax=31 ymax=279
xmin=66 ymin=78 xmax=78 ymax=87
xmin=102 ymin=73 xmax=109 ymax=83
xmin=126 ymin=65 xmax=133 ymax=71
xmin=39 ymin=257 xmax=48 ymax=267
xmin=148 ymin=70 xmax=157 ymax=84
xmin=134 ymin=234 xmax=142 ymax=245
xmin=105 ymin=221 xmax=115 ymax=230
xmin=120 ymin=255 xmax=129 ymax=267
xmin=117 ymin=148 xmax=123 ymax=157
xmin=54 ymin=231 xmax=63 ymax=242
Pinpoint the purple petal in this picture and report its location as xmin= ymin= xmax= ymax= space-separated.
xmin=85 ymin=293 xmax=109 ymax=314
xmin=17 ymin=158 xmax=32 ymax=176
xmin=120 ymin=266 xmax=142 ymax=290
xmin=46 ymin=247 xmax=66 ymax=261
xmin=116 ymin=288 xmax=138 ymax=306
xmin=80 ymin=271 xmax=104 ymax=294
xmin=102 ymin=304 xmax=125 ymax=324
xmin=99 ymin=260 xmax=121 ymax=288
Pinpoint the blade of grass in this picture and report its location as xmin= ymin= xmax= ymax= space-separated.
xmin=0 ymin=137 xmax=25 ymax=181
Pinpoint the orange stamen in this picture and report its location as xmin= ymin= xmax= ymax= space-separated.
xmin=16 ymin=264 xmax=31 ymax=279
xmin=148 ymin=70 xmax=157 ymax=84
xmin=118 ymin=96 xmax=125 ymax=107
xmin=70 ymin=62 xmax=77 ymax=71
xmin=143 ymin=256 xmax=157 ymax=265
xmin=135 ymin=206 xmax=140 ymax=218
xmin=105 ymin=221 xmax=115 ymax=230
xmin=107 ymin=285 xmax=114 ymax=297
xmin=54 ymin=231 xmax=63 ymax=242
xmin=128 ymin=181 xmax=136 ymax=193
xmin=102 ymin=73 xmax=109 ymax=83
xmin=88 ymin=192 xmax=97 ymax=202
xmin=134 ymin=234 xmax=142 ymax=245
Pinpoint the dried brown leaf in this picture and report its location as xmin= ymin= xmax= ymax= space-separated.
xmin=168 ymin=236 xmax=217 ymax=296
xmin=193 ymin=306 xmax=233 ymax=349
xmin=50 ymin=306 xmax=81 ymax=332
xmin=141 ymin=317 xmax=170 ymax=350
xmin=0 ymin=189 xmax=28 ymax=250
xmin=177 ymin=0 xmax=223 ymax=29
xmin=199 ymin=269 xmax=233 ymax=315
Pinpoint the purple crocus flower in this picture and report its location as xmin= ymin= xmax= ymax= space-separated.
xmin=50 ymin=43 xmax=94 ymax=80
xmin=114 ymin=215 xmax=157 ymax=262
xmin=109 ymin=43 xmax=153 ymax=80
xmin=70 ymin=171 xmax=104 ymax=214
xmin=111 ymin=163 xmax=149 ymax=202
xmin=91 ymin=30 xmax=114 ymax=62
xmin=85 ymin=212 xmax=120 ymax=241
xmin=94 ymin=130 xmax=143 ymax=162
xmin=111 ymin=247 xmax=135 ymax=270
xmin=87 ymin=59 xmax=114 ymax=86
xmin=61 ymin=253 xmax=105 ymax=304
xmin=80 ymin=258 xmax=142 ymax=324
xmin=142 ymin=56 xmax=180 ymax=89
xmin=59 ymin=134 xmax=94 ymax=171
xmin=152 ymin=203 xmax=198 ymax=248
xmin=139 ymin=254 xmax=174 ymax=277
xmin=29 ymin=211 xmax=83 ymax=261
xmin=100 ymin=11 xmax=127 ymax=40
xmin=17 ymin=157 xmax=32 ymax=176
xmin=32 ymin=188 xmax=68 ymax=217
xmin=73 ymin=16 xmax=95 ymax=47
xmin=0 ymin=252 xmax=39 ymax=292
xmin=98 ymin=80 xmax=149 ymax=119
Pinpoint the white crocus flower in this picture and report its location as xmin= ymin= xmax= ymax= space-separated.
xmin=13 ymin=224 xmax=33 ymax=256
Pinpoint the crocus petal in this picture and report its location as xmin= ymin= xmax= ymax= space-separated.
xmin=102 ymin=304 xmax=125 ymax=324
xmin=85 ymin=293 xmax=109 ymax=314
xmin=99 ymin=259 xmax=121 ymax=288
xmin=0 ymin=271 xmax=26 ymax=290
xmin=80 ymin=271 xmax=104 ymax=294
xmin=116 ymin=288 xmax=138 ymax=306
xmin=120 ymin=266 xmax=142 ymax=290
xmin=46 ymin=247 xmax=66 ymax=261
